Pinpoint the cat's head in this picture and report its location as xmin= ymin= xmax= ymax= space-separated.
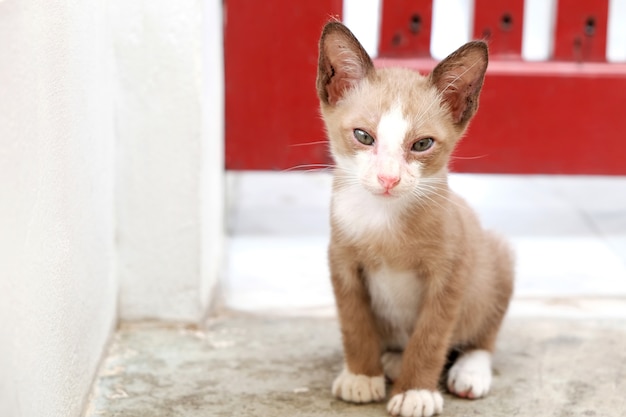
xmin=316 ymin=22 xmax=487 ymax=201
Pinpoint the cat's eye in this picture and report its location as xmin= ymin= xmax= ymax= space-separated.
xmin=411 ymin=137 xmax=434 ymax=152
xmin=353 ymin=129 xmax=375 ymax=146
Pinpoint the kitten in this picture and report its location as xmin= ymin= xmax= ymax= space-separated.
xmin=316 ymin=22 xmax=514 ymax=417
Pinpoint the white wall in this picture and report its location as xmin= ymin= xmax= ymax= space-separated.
xmin=202 ymin=0 xmax=226 ymax=311
xmin=111 ymin=0 xmax=223 ymax=321
xmin=0 ymin=1 xmax=117 ymax=417
xmin=0 ymin=0 xmax=225 ymax=415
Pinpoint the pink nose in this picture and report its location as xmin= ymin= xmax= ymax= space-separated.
xmin=377 ymin=174 xmax=400 ymax=190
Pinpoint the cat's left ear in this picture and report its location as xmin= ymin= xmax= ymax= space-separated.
xmin=430 ymin=41 xmax=488 ymax=126
xmin=317 ymin=22 xmax=375 ymax=106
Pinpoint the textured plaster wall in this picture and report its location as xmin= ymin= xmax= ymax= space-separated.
xmin=0 ymin=0 xmax=223 ymax=413
xmin=0 ymin=1 xmax=117 ymax=417
xmin=112 ymin=0 xmax=223 ymax=321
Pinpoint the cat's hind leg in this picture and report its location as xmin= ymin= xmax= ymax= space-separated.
xmin=381 ymin=351 xmax=403 ymax=382
xmin=446 ymin=349 xmax=492 ymax=399
xmin=448 ymin=233 xmax=513 ymax=399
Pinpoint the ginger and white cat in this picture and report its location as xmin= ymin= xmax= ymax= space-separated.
xmin=316 ymin=22 xmax=514 ymax=417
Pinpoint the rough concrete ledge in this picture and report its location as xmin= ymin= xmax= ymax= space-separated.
xmin=85 ymin=315 xmax=626 ymax=417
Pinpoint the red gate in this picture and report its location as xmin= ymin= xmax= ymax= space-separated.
xmin=225 ymin=0 xmax=626 ymax=174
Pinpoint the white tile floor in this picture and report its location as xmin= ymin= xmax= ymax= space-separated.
xmin=223 ymin=172 xmax=626 ymax=317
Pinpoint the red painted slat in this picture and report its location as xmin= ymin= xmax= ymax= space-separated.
xmin=378 ymin=0 xmax=432 ymax=58
xmin=224 ymin=0 xmax=342 ymax=170
xmin=553 ymin=0 xmax=609 ymax=62
xmin=376 ymin=58 xmax=626 ymax=175
xmin=473 ymin=0 xmax=524 ymax=59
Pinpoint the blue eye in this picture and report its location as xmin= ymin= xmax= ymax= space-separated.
xmin=411 ymin=137 xmax=434 ymax=152
xmin=353 ymin=129 xmax=375 ymax=146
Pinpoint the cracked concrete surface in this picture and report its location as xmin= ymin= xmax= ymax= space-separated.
xmin=85 ymin=315 xmax=626 ymax=417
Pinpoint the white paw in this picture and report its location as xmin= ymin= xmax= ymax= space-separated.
xmin=447 ymin=349 xmax=492 ymax=399
xmin=381 ymin=352 xmax=403 ymax=381
xmin=387 ymin=390 xmax=443 ymax=417
xmin=331 ymin=368 xmax=385 ymax=403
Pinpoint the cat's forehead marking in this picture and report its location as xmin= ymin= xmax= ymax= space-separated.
xmin=377 ymin=103 xmax=409 ymax=154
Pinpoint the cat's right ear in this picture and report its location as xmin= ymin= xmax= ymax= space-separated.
xmin=316 ymin=22 xmax=374 ymax=106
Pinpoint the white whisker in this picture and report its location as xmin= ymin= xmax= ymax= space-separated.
xmin=281 ymin=164 xmax=334 ymax=173
xmin=289 ymin=140 xmax=329 ymax=147
xmin=450 ymin=154 xmax=488 ymax=161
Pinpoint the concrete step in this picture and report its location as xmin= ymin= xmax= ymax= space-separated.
xmin=85 ymin=313 xmax=626 ymax=417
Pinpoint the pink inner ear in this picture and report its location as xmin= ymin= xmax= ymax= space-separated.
xmin=438 ymin=66 xmax=484 ymax=125
xmin=327 ymin=68 xmax=358 ymax=105
xmin=438 ymin=73 xmax=463 ymax=118
xmin=439 ymin=71 xmax=473 ymax=123
xmin=319 ymin=28 xmax=373 ymax=105
xmin=324 ymin=45 xmax=366 ymax=104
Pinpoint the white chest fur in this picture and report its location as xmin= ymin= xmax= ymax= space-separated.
xmin=367 ymin=265 xmax=421 ymax=348
xmin=332 ymin=185 xmax=406 ymax=240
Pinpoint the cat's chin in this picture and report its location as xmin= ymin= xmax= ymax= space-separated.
xmin=367 ymin=188 xmax=398 ymax=199
xmin=371 ymin=186 xmax=412 ymax=199
xmin=377 ymin=192 xmax=400 ymax=199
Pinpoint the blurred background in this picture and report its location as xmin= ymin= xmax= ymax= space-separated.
xmin=1 ymin=1 xmax=625 ymax=416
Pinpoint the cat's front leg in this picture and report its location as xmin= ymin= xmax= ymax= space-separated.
xmin=387 ymin=389 xmax=444 ymax=417
xmin=329 ymin=244 xmax=385 ymax=404
xmin=387 ymin=288 xmax=459 ymax=417
xmin=332 ymin=368 xmax=385 ymax=403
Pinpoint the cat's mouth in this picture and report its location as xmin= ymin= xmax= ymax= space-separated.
xmin=362 ymin=182 xmax=404 ymax=199
xmin=375 ymin=188 xmax=400 ymax=199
